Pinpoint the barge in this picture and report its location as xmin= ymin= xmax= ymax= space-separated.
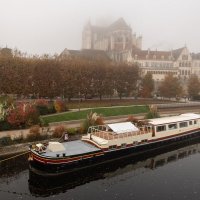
xmin=29 ymin=113 xmax=200 ymax=174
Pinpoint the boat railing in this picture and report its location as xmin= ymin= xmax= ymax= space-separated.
xmin=88 ymin=125 xmax=152 ymax=140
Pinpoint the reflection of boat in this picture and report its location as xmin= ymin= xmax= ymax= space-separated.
xmin=29 ymin=137 xmax=200 ymax=197
xmin=29 ymin=113 xmax=200 ymax=174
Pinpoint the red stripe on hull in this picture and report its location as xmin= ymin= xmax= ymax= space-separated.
xmin=31 ymin=151 xmax=104 ymax=165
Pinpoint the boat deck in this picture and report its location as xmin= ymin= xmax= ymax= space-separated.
xmin=41 ymin=140 xmax=100 ymax=158
xmin=93 ymin=130 xmax=147 ymax=140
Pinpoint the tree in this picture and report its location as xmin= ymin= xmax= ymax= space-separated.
xmin=159 ymin=74 xmax=182 ymax=99
xmin=33 ymin=59 xmax=62 ymax=98
xmin=114 ymin=63 xmax=139 ymax=99
xmin=140 ymin=73 xmax=154 ymax=98
xmin=187 ymin=74 xmax=200 ymax=99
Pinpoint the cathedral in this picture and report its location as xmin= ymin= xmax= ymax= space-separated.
xmin=82 ymin=18 xmax=142 ymax=52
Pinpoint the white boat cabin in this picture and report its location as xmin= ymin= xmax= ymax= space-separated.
xmin=82 ymin=113 xmax=200 ymax=149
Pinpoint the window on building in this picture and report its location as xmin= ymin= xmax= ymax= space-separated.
xmin=189 ymin=121 xmax=193 ymax=125
xmin=179 ymin=122 xmax=188 ymax=128
xmin=168 ymin=123 xmax=177 ymax=130
xmin=182 ymin=55 xmax=188 ymax=60
xmin=156 ymin=125 xmax=166 ymax=132
xmin=194 ymin=120 xmax=197 ymax=124
xmin=185 ymin=70 xmax=187 ymax=75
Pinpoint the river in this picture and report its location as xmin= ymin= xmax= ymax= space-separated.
xmin=1 ymin=138 xmax=200 ymax=200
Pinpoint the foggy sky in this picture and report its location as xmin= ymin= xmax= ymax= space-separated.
xmin=0 ymin=0 xmax=200 ymax=55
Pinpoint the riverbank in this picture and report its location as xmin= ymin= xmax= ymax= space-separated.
xmin=0 ymin=134 xmax=82 ymax=159
xmin=1 ymin=106 xmax=200 ymax=158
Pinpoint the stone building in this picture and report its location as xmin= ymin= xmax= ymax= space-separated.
xmin=82 ymin=18 xmax=142 ymax=52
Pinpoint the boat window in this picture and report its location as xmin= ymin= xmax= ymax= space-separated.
xmin=121 ymin=143 xmax=127 ymax=148
xmin=194 ymin=120 xmax=197 ymax=124
xmin=168 ymin=123 xmax=177 ymax=130
xmin=156 ymin=125 xmax=166 ymax=132
xmin=141 ymin=139 xmax=148 ymax=143
xmin=56 ymin=154 xmax=60 ymax=157
xmin=189 ymin=121 xmax=193 ymax=125
xmin=179 ymin=122 xmax=188 ymax=128
xmin=109 ymin=145 xmax=117 ymax=150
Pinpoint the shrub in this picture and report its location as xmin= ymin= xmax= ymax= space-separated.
xmin=145 ymin=105 xmax=160 ymax=119
xmin=0 ymin=136 xmax=12 ymax=146
xmin=39 ymin=116 xmax=48 ymax=127
xmin=47 ymin=103 xmax=56 ymax=114
xmin=52 ymin=125 xmax=65 ymax=138
xmin=66 ymin=128 xmax=77 ymax=135
xmin=26 ymin=125 xmax=41 ymax=142
xmin=6 ymin=103 xmax=40 ymax=129
xmin=35 ymin=99 xmax=49 ymax=115
xmin=25 ymin=104 xmax=40 ymax=127
xmin=54 ymin=99 xmax=66 ymax=113
xmin=126 ymin=115 xmax=139 ymax=123
xmin=30 ymin=125 xmax=40 ymax=134
xmin=0 ymin=121 xmax=12 ymax=131
xmin=6 ymin=104 xmax=26 ymax=128
xmin=12 ymin=134 xmax=23 ymax=144
xmin=81 ymin=112 xmax=104 ymax=134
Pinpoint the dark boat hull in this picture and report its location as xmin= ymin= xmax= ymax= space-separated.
xmin=29 ymin=136 xmax=200 ymax=196
xmin=29 ymin=129 xmax=200 ymax=175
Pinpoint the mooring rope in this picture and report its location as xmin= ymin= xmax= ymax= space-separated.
xmin=0 ymin=151 xmax=29 ymax=163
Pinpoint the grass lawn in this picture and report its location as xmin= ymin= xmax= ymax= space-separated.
xmin=42 ymin=105 xmax=149 ymax=124
xmin=66 ymin=99 xmax=173 ymax=109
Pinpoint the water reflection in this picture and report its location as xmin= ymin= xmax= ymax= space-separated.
xmin=28 ymin=138 xmax=200 ymax=197
xmin=0 ymin=154 xmax=28 ymax=183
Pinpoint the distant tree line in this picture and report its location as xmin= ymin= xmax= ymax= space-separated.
xmin=1 ymin=48 xmax=199 ymax=101
xmin=0 ymin=50 xmax=139 ymax=100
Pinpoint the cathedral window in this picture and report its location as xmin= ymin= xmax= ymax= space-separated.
xmin=182 ymin=55 xmax=188 ymax=60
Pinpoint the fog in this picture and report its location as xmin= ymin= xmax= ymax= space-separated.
xmin=0 ymin=0 xmax=200 ymax=55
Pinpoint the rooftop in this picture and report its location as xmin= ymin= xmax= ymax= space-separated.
xmin=44 ymin=140 xmax=100 ymax=157
xmin=148 ymin=113 xmax=200 ymax=125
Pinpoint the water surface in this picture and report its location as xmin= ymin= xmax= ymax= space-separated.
xmin=1 ymin=138 xmax=200 ymax=200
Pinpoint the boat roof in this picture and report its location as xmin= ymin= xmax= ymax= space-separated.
xmin=42 ymin=140 xmax=100 ymax=158
xmin=107 ymin=122 xmax=139 ymax=134
xmin=148 ymin=113 xmax=200 ymax=126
